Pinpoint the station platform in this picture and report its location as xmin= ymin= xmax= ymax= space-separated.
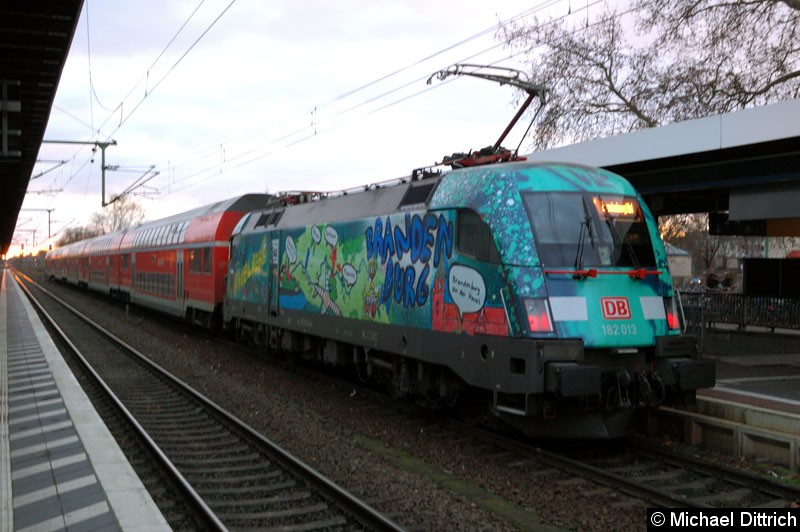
xmin=1 ymin=269 xmax=170 ymax=532
xmin=700 ymin=353 xmax=800 ymax=414
xmin=655 ymin=351 xmax=800 ymax=469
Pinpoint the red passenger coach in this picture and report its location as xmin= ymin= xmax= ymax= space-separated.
xmin=46 ymin=194 xmax=271 ymax=327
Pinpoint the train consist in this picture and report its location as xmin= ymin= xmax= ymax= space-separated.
xmin=46 ymin=161 xmax=715 ymax=438
xmin=46 ymin=194 xmax=271 ymax=328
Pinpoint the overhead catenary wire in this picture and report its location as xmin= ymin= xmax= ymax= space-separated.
xmin=83 ymin=0 xmax=213 ymax=141
xmin=102 ymin=0 xmax=238 ymax=140
xmin=151 ymin=2 xmax=579 ymax=197
xmin=156 ymin=0 xmax=617 ymax=198
xmin=40 ymin=0 xmax=636 ymax=227
xmin=46 ymin=2 xmax=560 ymax=202
xmin=34 ymin=0 xmax=236 ymax=207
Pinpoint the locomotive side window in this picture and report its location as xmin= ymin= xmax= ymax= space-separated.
xmin=457 ymin=210 xmax=500 ymax=263
xmin=254 ymin=212 xmax=270 ymax=228
xmin=399 ymin=182 xmax=436 ymax=207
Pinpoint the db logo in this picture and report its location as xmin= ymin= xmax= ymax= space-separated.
xmin=601 ymin=297 xmax=631 ymax=320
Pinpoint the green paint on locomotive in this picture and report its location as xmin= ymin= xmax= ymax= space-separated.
xmin=276 ymin=210 xmax=512 ymax=336
xmin=228 ymin=233 xmax=270 ymax=303
xmin=228 ymin=161 xmax=679 ymax=347
xmin=430 ymin=162 xmax=677 ymax=347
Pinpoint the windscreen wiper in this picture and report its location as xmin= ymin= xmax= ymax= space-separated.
xmin=572 ymin=198 xmax=595 ymax=278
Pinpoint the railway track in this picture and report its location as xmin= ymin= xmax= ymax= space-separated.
xmin=15 ymin=271 xmax=403 ymax=531
xmin=294 ymin=366 xmax=800 ymax=513
xmin=17 ymin=267 xmax=800 ymax=528
xmin=361 ymin=404 xmax=800 ymax=512
xmin=558 ymin=438 xmax=800 ymax=508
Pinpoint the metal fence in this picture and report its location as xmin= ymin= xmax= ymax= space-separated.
xmin=678 ymin=292 xmax=800 ymax=330
xmin=678 ymin=291 xmax=800 ymax=356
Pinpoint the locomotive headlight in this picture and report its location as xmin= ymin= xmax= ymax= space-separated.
xmin=664 ymin=297 xmax=680 ymax=330
xmin=523 ymin=298 xmax=553 ymax=333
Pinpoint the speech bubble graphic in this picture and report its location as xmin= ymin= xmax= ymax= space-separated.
xmin=324 ymin=225 xmax=338 ymax=247
xmin=448 ymin=265 xmax=485 ymax=316
xmin=285 ymin=236 xmax=297 ymax=264
xmin=311 ymin=225 xmax=321 ymax=244
xmin=342 ymin=263 xmax=357 ymax=287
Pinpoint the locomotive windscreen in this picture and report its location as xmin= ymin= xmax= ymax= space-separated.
xmin=523 ymin=192 xmax=656 ymax=268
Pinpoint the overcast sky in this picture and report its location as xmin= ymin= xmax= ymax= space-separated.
xmin=15 ymin=0 xmax=597 ymax=254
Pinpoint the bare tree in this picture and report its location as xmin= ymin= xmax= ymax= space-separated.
xmin=89 ymin=194 xmax=146 ymax=234
xmin=501 ymin=1 xmax=799 ymax=278
xmin=54 ymin=195 xmax=145 ymax=248
xmin=664 ymin=213 xmax=723 ymax=273
xmin=640 ymin=1 xmax=800 ymax=112
xmin=499 ymin=0 xmax=800 ymax=150
xmin=56 ymin=226 xmax=104 ymax=247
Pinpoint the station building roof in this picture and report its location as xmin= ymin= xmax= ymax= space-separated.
xmin=525 ymin=99 xmax=800 ymax=225
xmin=0 ymin=1 xmax=83 ymax=256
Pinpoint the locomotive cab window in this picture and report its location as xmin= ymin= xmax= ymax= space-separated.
xmin=523 ymin=192 xmax=656 ymax=268
xmin=457 ymin=210 xmax=500 ymax=263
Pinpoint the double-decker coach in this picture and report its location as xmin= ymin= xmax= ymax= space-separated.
xmin=46 ymin=194 xmax=271 ymax=327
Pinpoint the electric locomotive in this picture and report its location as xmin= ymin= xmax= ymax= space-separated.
xmin=223 ymin=161 xmax=715 ymax=438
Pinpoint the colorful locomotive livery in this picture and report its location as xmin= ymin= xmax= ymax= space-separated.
xmin=230 ymin=209 xmax=510 ymax=336
xmin=223 ymin=161 xmax=715 ymax=438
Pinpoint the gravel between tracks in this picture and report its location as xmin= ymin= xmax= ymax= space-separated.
xmin=39 ymin=275 xmax=660 ymax=531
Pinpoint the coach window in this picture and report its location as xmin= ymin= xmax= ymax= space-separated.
xmin=179 ymin=222 xmax=189 ymax=242
xmin=457 ymin=210 xmax=500 ymax=263
xmin=122 ymin=254 xmax=129 ymax=269
xmin=190 ymin=249 xmax=202 ymax=273
xmin=203 ymin=247 xmax=212 ymax=274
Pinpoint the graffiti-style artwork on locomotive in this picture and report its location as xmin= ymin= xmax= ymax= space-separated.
xmin=276 ymin=211 xmax=510 ymax=336
xmin=228 ymin=233 xmax=270 ymax=304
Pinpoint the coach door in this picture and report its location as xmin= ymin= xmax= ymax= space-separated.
xmin=268 ymin=233 xmax=280 ymax=317
xmin=176 ymin=250 xmax=184 ymax=309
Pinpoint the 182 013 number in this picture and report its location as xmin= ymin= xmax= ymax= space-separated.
xmin=601 ymin=324 xmax=638 ymax=336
